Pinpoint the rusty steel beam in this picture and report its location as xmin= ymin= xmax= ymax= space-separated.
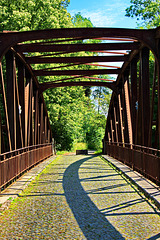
xmin=15 ymin=42 xmax=140 ymax=53
xmin=130 ymin=57 xmax=138 ymax=144
xmin=25 ymin=79 xmax=30 ymax=146
xmin=157 ymin=39 xmax=160 ymax=148
xmin=42 ymin=75 xmax=114 ymax=84
xmin=0 ymin=63 xmax=12 ymax=151
xmin=34 ymin=69 xmax=121 ymax=76
xmin=72 ymin=76 xmax=114 ymax=82
xmin=116 ymin=97 xmax=122 ymax=143
xmin=15 ymin=63 xmax=24 ymax=149
xmin=39 ymin=81 xmax=116 ymax=92
xmin=123 ymin=74 xmax=133 ymax=146
xmin=148 ymin=62 xmax=157 ymax=147
xmin=40 ymin=103 xmax=44 ymax=144
xmin=0 ymin=28 xmax=155 ymax=47
xmin=113 ymin=105 xmax=119 ymax=143
xmin=93 ymin=37 xmax=136 ymax=41
xmin=17 ymin=60 xmax=25 ymax=146
xmin=140 ymin=47 xmax=150 ymax=146
xmin=6 ymin=51 xmax=16 ymax=150
xmin=26 ymin=55 xmax=128 ymax=64
xmin=92 ymin=51 xmax=128 ymax=55
xmin=27 ymin=79 xmax=33 ymax=146
xmin=0 ymin=28 xmax=157 ymax=64
xmin=135 ymin=60 xmax=142 ymax=145
xmin=118 ymin=93 xmax=125 ymax=144
xmin=85 ymin=63 xmax=120 ymax=68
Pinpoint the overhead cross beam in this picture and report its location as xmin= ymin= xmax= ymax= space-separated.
xmin=15 ymin=42 xmax=140 ymax=53
xmin=39 ymin=81 xmax=116 ymax=93
xmin=34 ymin=69 xmax=121 ymax=76
xmin=0 ymin=26 xmax=160 ymax=157
xmin=26 ymin=55 xmax=128 ymax=64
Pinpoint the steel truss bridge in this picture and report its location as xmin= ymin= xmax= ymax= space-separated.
xmin=0 ymin=27 xmax=160 ymax=189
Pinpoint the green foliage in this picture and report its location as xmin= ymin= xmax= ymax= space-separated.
xmin=125 ymin=0 xmax=160 ymax=28
xmin=0 ymin=0 xmax=72 ymax=31
xmin=0 ymin=0 xmax=111 ymax=151
xmin=72 ymin=142 xmax=88 ymax=151
xmin=126 ymin=1 xmax=160 ymax=147
xmin=72 ymin=12 xmax=94 ymax=28
xmin=92 ymin=86 xmax=112 ymax=116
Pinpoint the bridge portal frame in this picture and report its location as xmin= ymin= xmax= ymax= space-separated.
xmin=0 ymin=27 xmax=160 ymax=187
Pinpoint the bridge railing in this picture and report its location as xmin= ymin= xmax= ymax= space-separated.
xmin=104 ymin=142 xmax=160 ymax=186
xmin=0 ymin=143 xmax=53 ymax=191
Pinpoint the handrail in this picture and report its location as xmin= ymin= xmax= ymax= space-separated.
xmin=0 ymin=143 xmax=52 ymax=160
xmin=105 ymin=141 xmax=159 ymax=154
xmin=0 ymin=143 xmax=53 ymax=190
xmin=104 ymin=141 xmax=160 ymax=185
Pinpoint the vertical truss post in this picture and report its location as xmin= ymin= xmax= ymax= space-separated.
xmin=38 ymin=101 xmax=40 ymax=145
xmin=14 ymin=62 xmax=24 ymax=149
xmin=0 ymin=113 xmax=1 ymax=154
xmin=113 ymin=105 xmax=119 ymax=144
xmin=148 ymin=62 xmax=157 ymax=147
xmin=110 ymin=119 xmax=114 ymax=142
xmin=116 ymin=95 xmax=122 ymax=143
xmin=6 ymin=51 xmax=16 ymax=150
xmin=140 ymin=47 xmax=150 ymax=146
xmin=118 ymin=93 xmax=124 ymax=144
xmin=107 ymin=131 xmax=111 ymax=143
xmin=18 ymin=60 xmax=25 ymax=146
xmin=130 ymin=58 xmax=137 ymax=144
xmin=48 ymin=129 xmax=51 ymax=144
xmin=34 ymin=90 xmax=39 ymax=145
xmin=157 ymin=39 xmax=160 ymax=148
xmin=32 ymin=96 xmax=35 ymax=145
xmin=0 ymin=63 xmax=12 ymax=151
xmin=135 ymin=59 xmax=142 ymax=145
xmin=27 ymin=79 xmax=33 ymax=146
xmin=123 ymin=73 xmax=133 ymax=147
xmin=45 ymin=116 xmax=47 ymax=143
xmin=121 ymin=85 xmax=129 ymax=143
xmin=25 ymin=77 xmax=29 ymax=146
xmin=40 ymin=102 xmax=44 ymax=144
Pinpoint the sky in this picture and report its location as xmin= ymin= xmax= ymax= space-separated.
xmin=67 ymin=0 xmax=137 ymax=28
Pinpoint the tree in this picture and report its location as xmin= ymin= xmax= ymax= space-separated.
xmin=0 ymin=0 xmax=72 ymax=31
xmin=92 ymin=86 xmax=111 ymax=116
xmin=125 ymin=0 xmax=160 ymax=28
xmin=0 ymin=1 xmax=111 ymax=151
xmin=72 ymin=12 xmax=94 ymax=28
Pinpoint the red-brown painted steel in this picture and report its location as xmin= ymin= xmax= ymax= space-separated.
xmin=1 ymin=27 xmax=160 ymax=187
xmin=0 ymin=144 xmax=52 ymax=190
xmin=26 ymin=55 xmax=128 ymax=64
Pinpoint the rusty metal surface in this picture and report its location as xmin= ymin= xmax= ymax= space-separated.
xmin=0 ymin=144 xmax=52 ymax=190
xmin=104 ymin=142 xmax=160 ymax=185
xmin=0 ymin=27 xmax=160 ymax=188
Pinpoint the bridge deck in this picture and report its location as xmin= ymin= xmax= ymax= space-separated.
xmin=0 ymin=154 xmax=160 ymax=239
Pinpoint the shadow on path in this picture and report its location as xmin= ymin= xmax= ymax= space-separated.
xmin=63 ymin=156 xmax=125 ymax=240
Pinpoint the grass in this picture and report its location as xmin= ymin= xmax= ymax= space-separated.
xmin=94 ymin=149 xmax=102 ymax=154
xmin=56 ymin=142 xmax=88 ymax=155
xmin=56 ymin=143 xmax=103 ymax=155
xmin=72 ymin=142 xmax=88 ymax=151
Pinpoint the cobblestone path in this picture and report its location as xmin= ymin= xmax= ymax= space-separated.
xmin=0 ymin=154 xmax=160 ymax=239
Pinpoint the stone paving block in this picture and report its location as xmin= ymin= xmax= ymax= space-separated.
xmin=102 ymin=155 xmax=160 ymax=208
